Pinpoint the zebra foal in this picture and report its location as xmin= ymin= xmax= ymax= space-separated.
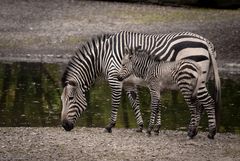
xmin=117 ymin=46 xmax=217 ymax=139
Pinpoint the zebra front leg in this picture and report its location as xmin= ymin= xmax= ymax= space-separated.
xmin=147 ymin=89 xmax=160 ymax=136
xmin=153 ymin=104 xmax=161 ymax=135
xmin=125 ymin=86 xmax=144 ymax=132
xmin=105 ymin=84 xmax=123 ymax=133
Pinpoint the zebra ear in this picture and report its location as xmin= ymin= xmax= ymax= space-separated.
xmin=124 ymin=46 xmax=131 ymax=55
xmin=134 ymin=45 xmax=143 ymax=56
xmin=124 ymin=46 xmax=134 ymax=59
xmin=135 ymin=45 xmax=142 ymax=51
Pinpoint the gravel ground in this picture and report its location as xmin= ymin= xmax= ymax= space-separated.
xmin=0 ymin=1 xmax=240 ymax=160
xmin=0 ymin=127 xmax=239 ymax=161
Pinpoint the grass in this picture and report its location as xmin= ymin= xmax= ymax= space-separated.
xmin=111 ymin=7 xmax=240 ymax=24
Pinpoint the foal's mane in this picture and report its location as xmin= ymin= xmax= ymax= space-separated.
xmin=132 ymin=48 xmax=159 ymax=62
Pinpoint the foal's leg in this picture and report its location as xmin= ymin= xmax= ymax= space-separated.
xmin=154 ymin=103 xmax=161 ymax=135
xmin=147 ymin=87 xmax=160 ymax=136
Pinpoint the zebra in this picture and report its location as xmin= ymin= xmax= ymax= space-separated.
xmin=117 ymin=46 xmax=217 ymax=139
xmin=61 ymin=31 xmax=221 ymax=135
xmin=61 ymin=34 xmax=144 ymax=132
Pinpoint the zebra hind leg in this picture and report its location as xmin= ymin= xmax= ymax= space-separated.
xmin=198 ymin=93 xmax=216 ymax=139
xmin=185 ymin=98 xmax=199 ymax=139
xmin=196 ymin=85 xmax=217 ymax=139
xmin=195 ymin=102 xmax=203 ymax=129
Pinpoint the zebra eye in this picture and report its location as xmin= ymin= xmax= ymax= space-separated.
xmin=69 ymin=96 xmax=74 ymax=100
xmin=68 ymin=81 xmax=77 ymax=87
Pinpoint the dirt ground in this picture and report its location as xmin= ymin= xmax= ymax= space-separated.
xmin=0 ymin=0 xmax=240 ymax=160
xmin=0 ymin=127 xmax=239 ymax=161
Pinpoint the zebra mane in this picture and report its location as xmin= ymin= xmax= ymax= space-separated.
xmin=61 ymin=33 xmax=112 ymax=87
xmin=133 ymin=48 xmax=157 ymax=62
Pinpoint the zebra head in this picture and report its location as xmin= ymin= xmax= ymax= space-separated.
xmin=61 ymin=79 xmax=87 ymax=131
xmin=117 ymin=46 xmax=142 ymax=81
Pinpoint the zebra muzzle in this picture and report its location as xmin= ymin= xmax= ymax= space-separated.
xmin=62 ymin=119 xmax=74 ymax=131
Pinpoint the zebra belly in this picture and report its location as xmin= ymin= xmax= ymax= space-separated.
xmin=122 ymin=75 xmax=179 ymax=91
xmin=159 ymin=83 xmax=179 ymax=91
xmin=122 ymin=75 xmax=147 ymax=86
xmin=157 ymin=79 xmax=179 ymax=91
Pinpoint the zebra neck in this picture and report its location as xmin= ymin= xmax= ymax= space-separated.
xmin=133 ymin=57 xmax=154 ymax=79
xmin=62 ymin=34 xmax=111 ymax=90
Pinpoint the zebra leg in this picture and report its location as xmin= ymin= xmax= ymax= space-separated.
xmin=180 ymin=86 xmax=199 ymax=138
xmin=125 ymin=86 xmax=144 ymax=132
xmin=154 ymin=104 xmax=161 ymax=135
xmin=147 ymin=88 xmax=160 ymax=136
xmin=184 ymin=97 xmax=199 ymax=139
xmin=195 ymin=102 xmax=203 ymax=129
xmin=198 ymin=92 xmax=216 ymax=139
xmin=105 ymin=83 xmax=123 ymax=133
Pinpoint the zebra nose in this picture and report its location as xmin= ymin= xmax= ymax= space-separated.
xmin=62 ymin=119 xmax=74 ymax=131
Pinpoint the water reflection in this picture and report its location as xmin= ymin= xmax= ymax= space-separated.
xmin=0 ymin=62 xmax=239 ymax=134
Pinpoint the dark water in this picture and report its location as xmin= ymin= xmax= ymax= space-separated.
xmin=0 ymin=62 xmax=239 ymax=134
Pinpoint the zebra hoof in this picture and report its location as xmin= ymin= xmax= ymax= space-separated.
xmin=136 ymin=128 xmax=143 ymax=133
xmin=154 ymin=131 xmax=159 ymax=136
xmin=154 ymin=125 xmax=161 ymax=135
xmin=104 ymin=127 xmax=112 ymax=133
xmin=136 ymin=125 xmax=143 ymax=132
xmin=187 ymin=128 xmax=198 ymax=139
xmin=207 ymin=134 xmax=214 ymax=139
xmin=207 ymin=128 xmax=216 ymax=139
xmin=146 ymin=131 xmax=152 ymax=137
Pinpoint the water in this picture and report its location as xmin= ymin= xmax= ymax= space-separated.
xmin=0 ymin=62 xmax=239 ymax=134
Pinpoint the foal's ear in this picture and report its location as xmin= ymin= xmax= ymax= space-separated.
xmin=134 ymin=45 xmax=143 ymax=55
xmin=124 ymin=46 xmax=134 ymax=59
xmin=135 ymin=45 xmax=142 ymax=51
xmin=124 ymin=46 xmax=131 ymax=55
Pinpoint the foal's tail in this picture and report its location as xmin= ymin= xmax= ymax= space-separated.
xmin=192 ymin=63 xmax=202 ymax=99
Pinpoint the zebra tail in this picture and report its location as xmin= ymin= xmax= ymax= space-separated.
xmin=192 ymin=65 xmax=202 ymax=99
xmin=209 ymin=49 xmax=221 ymax=130
xmin=210 ymin=50 xmax=221 ymax=109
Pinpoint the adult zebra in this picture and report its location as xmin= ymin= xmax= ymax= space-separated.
xmin=61 ymin=31 xmax=221 ymax=133
xmin=61 ymin=34 xmax=144 ymax=132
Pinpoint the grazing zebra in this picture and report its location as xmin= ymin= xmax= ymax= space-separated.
xmin=61 ymin=34 xmax=144 ymax=132
xmin=117 ymin=47 xmax=217 ymax=139
xmin=61 ymin=31 xmax=221 ymax=134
